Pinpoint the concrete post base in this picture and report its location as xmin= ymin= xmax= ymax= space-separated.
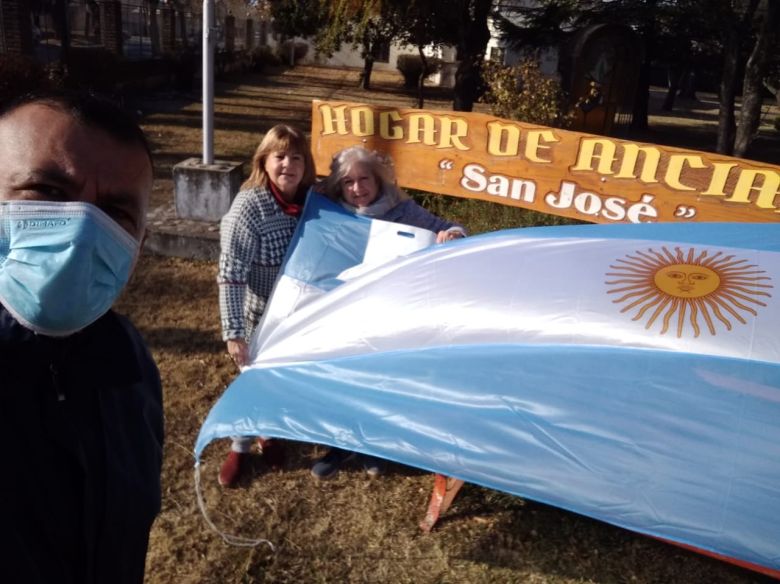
xmin=173 ymin=158 xmax=244 ymax=222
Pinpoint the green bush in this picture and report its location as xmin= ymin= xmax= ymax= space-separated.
xmin=0 ymin=54 xmax=48 ymax=107
xmin=396 ymin=54 xmax=443 ymax=89
xmin=481 ymin=58 xmax=574 ymax=129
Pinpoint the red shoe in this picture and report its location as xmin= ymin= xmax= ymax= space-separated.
xmin=257 ymin=438 xmax=285 ymax=470
xmin=218 ymin=450 xmax=248 ymax=487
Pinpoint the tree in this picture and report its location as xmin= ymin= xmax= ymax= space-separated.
xmin=495 ymin=1 xmax=755 ymax=130
xmin=452 ymin=0 xmax=493 ymax=111
xmin=390 ymin=0 xmax=459 ymax=108
xmin=452 ymin=0 xmax=780 ymax=156
xmin=268 ymin=0 xmax=327 ymax=65
xmin=733 ymin=0 xmax=779 ymax=157
xmin=651 ymin=1 xmax=719 ymax=109
xmin=626 ymin=0 xmax=657 ymax=131
xmin=716 ymin=0 xmax=761 ymax=154
xmin=317 ymin=0 xmax=402 ymax=90
xmin=316 ymin=0 xmax=492 ymax=108
xmin=355 ymin=20 xmax=394 ymax=89
xmin=765 ymin=53 xmax=780 ymax=118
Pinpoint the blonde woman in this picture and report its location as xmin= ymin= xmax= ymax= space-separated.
xmin=217 ymin=124 xmax=316 ymax=487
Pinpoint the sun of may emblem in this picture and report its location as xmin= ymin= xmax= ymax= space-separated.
xmin=605 ymin=246 xmax=773 ymax=338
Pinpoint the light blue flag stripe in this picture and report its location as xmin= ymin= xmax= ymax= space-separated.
xmin=196 ymin=344 xmax=780 ymax=570
xmin=280 ymin=195 xmax=375 ymax=291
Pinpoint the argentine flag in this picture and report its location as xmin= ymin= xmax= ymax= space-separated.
xmin=196 ymin=193 xmax=780 ymax=575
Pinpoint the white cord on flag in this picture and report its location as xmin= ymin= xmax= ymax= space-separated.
xmin=194 ymin=462 xmax=275 ymax=550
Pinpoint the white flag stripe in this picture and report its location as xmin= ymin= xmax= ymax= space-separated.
xmin=251 ymin=236 xmax=779 ymax=368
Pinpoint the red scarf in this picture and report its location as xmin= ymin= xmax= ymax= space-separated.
xmin=270 ymin=182 xmax=303 ymax=217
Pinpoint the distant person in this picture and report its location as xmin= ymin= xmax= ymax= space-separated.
xmin=217 ymin=123 xmax=316 ymax=487
xmin=311 ymin=145 xmax=466 ymax=480
xmin=0 ymin=91 xmax=164 ymax=583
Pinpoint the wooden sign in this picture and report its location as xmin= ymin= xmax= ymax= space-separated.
xmin=310 ymin=100 xmax=780 ymax=224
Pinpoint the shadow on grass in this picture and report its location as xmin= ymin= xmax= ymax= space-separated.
xmin=143 ymin=326 xmax=223 ymax=354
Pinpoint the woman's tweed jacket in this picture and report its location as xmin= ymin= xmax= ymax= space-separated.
xmin=218 ymin=186 xmax=298 ymax=341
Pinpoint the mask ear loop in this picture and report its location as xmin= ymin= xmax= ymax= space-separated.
xmin=194 ymin=461 xmax=275 ymax=550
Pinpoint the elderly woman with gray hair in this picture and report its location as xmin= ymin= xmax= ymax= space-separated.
xmin=311 ymin=145 xmax=467 ymax=480
xmin=323 ymin=145 xmax=467 ymax=242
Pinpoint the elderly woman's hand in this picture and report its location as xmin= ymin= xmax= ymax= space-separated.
xmin=436 ymin=230 xmax=465 ymax=244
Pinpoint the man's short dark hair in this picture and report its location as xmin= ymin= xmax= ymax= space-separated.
xmin=0 ymin=90 xmax=152 ymax=164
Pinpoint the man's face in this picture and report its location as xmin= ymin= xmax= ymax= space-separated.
xmin=0 ymin=103 xmax=153 ymax=240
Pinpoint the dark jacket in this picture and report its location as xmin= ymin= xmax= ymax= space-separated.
xmin=0 ymin=304 xmax=164 ymax=584
xmin=377 ymin=198 xmax=466 ymax=234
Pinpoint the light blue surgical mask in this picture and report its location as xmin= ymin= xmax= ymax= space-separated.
xmin=0 ymin=200 xmax=140 ymax=337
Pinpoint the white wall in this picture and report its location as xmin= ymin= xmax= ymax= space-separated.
xmin=485 ymin=5 xmax=560 ymax=78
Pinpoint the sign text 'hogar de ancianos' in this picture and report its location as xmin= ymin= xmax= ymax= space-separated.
xmin=310 ymin=100 xmax=780 ymax=224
